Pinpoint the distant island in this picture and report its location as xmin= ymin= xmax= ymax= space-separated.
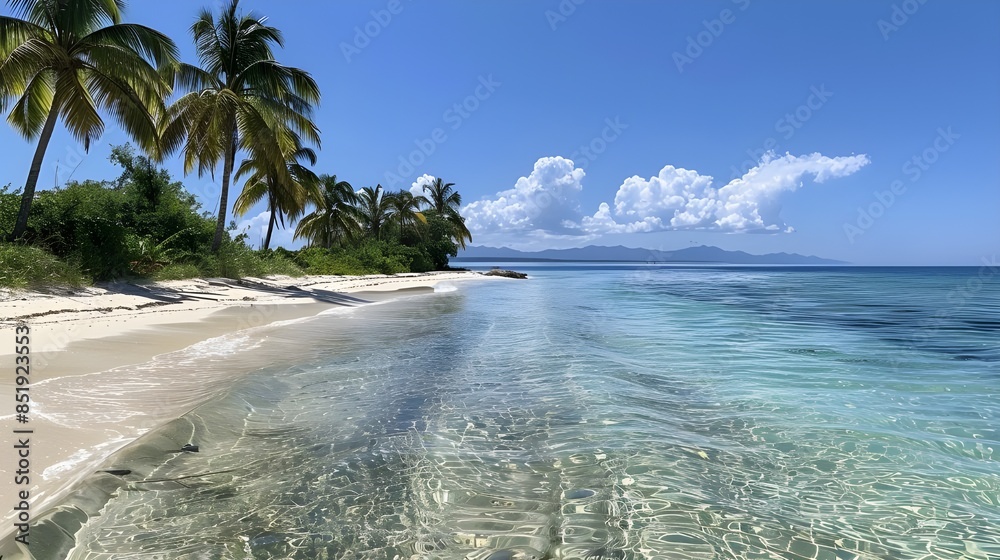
xmin=455 ymin=245 xmax=847 ymax=265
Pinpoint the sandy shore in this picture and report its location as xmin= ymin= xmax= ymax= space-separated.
xmin=0 ymin=271 xmax=493 ymax=554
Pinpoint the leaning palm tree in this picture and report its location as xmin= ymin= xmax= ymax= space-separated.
xmin=294 ymin=174 xmax=360 ymax=249
xmin=422 ymin=177 xmax=472 ymax=248
xmin=160 ymin=0 xmax=320 ymax=252
xmin=233 ymin=136 xmax=318 ymax=250
xmin=0 ymin=0 xmax=178 ymax=240
xmin=388 ymin=190 xmax=427 ymax=241
xmin=357 ymin=185 xmax=394 ymax=241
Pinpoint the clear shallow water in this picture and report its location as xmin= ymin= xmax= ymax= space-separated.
xmin=29 ymin=267 xmax=1000 ymax=559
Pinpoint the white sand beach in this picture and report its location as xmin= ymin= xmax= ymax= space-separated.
xmin=0 ymin=271 xmax=494 ymax=552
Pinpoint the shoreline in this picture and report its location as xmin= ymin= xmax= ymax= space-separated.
xmin=0 ymin=271 xmax=496 ymax=554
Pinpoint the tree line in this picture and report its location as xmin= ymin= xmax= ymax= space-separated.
xmin=0 ymin=0 xmax=472 ymax=283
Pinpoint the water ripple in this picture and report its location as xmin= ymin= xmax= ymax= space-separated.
xmin=26 ymin=267 xmax=1000 ymax=560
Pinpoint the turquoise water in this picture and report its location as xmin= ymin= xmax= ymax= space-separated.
xmin=31 ymin=267 xmax=1000 ymax=559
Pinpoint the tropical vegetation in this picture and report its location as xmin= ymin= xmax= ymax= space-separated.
xmin=158 ymin=0 xmax=321 ymax=252
xmin=0 ymin=0 xmax=178 ymax=241
xmin=0 ymin=0 xmax=472 ymax=288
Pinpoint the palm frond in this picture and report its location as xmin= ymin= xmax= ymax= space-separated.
xmin=77 ymin=23 xmax=178 ymax=67
xmin=233 ymin=174 xmax=268 ymax=216
xmin=0 ymin=37 xmax=59 ymax=104
xmin=5 ymin=67 xmax=54 ymax=138
xmin=0 ymin=15 xmax=49 ymax=57
xmin=167 ymin=62 xmax=220 ymax=93
xmin=54 ymin=0 xmax=124 ymax=36
xmin=84 ymin=64 xmax=164 ymax=152
xmin=55 ymin=66 xmax=103 ymax=150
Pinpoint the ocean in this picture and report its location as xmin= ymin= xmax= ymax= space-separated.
xmin=29 ymin=266 xmax=1000 ymax=559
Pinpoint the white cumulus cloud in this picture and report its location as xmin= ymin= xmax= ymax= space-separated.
xmin=463 ymin=156 xmax=587 ymax=236
xmin=581 ymin=203 xmax=664 ymax=234
xmin=410 ymin=174 xmax=436 ymax=199
xmin=585 ymin=152 xmax=870 ymax=234
xmin=462 ymin=151 xmax=869 ymax=244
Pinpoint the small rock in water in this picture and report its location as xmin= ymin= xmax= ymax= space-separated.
xmin=486 ymin=550 xmax=516 ymax=560
xmin=180 ymin=443 xmax=199 ymax=453
xmin=484 ymin=269 xmax=528 ymax=279
xmin=100 ymin=469 xmax=132 ymax=476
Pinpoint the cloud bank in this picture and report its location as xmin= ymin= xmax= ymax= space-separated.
xmin=462 ymin=152 xmax=870 ymax=239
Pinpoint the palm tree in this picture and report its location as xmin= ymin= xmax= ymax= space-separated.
xmin=294 ymin=174 xmax=360 ymax=249
xmin=160 ymin=0 xmax=320 ymax=252
xmin=0 ymin=0 xmax=178 ymax=240
xmin=388 ymin=190 xmax=427 ymax=241
xmin=233 ymin=136 xmax=318 ymax=250
xmin=422 ymin=177 xmax=472 ymax=248
xmin=357 ymin=185 xmax=393 ymax=241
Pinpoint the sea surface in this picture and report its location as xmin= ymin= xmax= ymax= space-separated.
xmin=29 ymin=266 xmax=1000 ymax=559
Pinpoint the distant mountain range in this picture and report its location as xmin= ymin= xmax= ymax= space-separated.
xmin=455 ymin=245 xmax=846 ymax=265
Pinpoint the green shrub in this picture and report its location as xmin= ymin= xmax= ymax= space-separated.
xmin=290 ymin=240 xmax=437 ymax=276
xmin=293 ymin=246 xmax=371 ymax=276
xmin=0 ymin=243 xmax=87 ymax=289
xmin=111 ymin=145 xmax=214 ymax=257
xmin=195 ymin=234 xmax=304 ymax=279
xmin=26 ymin=180 xmax=132 ymax=279
xmin=412 ymin=212 xmax=459 ymax=270
xmin=126 ymin=234 xmax=175 ymax=276
xmin=353 ymin=240 xmax=409 ymax=274
xmin=152 ymin=263 xmax=202 ymax=281
xmin=0 ymin=184 xmax=18 ymax=235
xmin=255 ymin=254 xmax=305 ymax=277
xmin=399 ymin=244 xmax=434 ymax=273
xmin=10 ymin=145 xmax=216 ymax=281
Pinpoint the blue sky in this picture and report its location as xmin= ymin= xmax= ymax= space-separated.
xmin=1 ymin=0 xmax=997 ymax=264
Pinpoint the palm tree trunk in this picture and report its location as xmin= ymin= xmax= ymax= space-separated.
xmin=263 ymin=194 xmax=276 ymax=251
xmin=325 ymin=212 xmax=334 ymax=249
xmin=9 ymin=106 xmax=59 ymax=241
xmin=211 ymin=131 xmax=237 ymax=252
